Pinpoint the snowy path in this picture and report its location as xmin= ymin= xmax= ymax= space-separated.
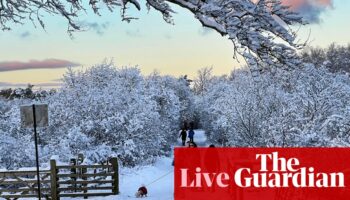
xmin=176 ymin=129 xmax=207 ymax=147
xmin=37 ymin=130 xmax=207 ymax=200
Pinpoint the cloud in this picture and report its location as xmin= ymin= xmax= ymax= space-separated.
xmin=281 ymin=0 xmax=333 ymax=23
xmin=0 ymin=82 xmax=62 ymax=89
xmin=0 ymin=59 xmax=80 ymax=72
xmin=85 ymin=22 xmax=110 ymax=35
xmin=0 ymin=82 xmax=29 ymax=88
xmin=20 ymin=31 xmax=31 ymax=38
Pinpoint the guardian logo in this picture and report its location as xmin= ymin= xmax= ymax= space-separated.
xmin=235 ymin=152 xmax=344 ymax=188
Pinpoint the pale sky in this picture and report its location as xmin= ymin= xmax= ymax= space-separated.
xmin=0 ymin=0 xmax=349 ymax=88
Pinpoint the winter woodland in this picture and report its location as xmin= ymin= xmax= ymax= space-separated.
xmin=1 ymin=45 xmax=350 ymax=169
xmin=0 ymin=0 xmax=350 ymax=170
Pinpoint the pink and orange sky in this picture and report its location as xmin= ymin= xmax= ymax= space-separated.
xmin=0 ymin=0 xmax=349 ymax=89
xmin=284 ymin=0 xmax=331 ymax=7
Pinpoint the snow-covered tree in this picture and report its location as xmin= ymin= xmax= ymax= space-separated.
xmin=146 ymin=73 xmax=194 ymax=131
xmin=45 ymin=63 xmax=174 ymax=166
xmin=196 ymin=64 xmax=350 ymax=147
xmin=193 ymin=67 xmax=214 ymax=95
xmin=1 ymin=0 xmax=304 ymax=70
xmin=0 ymin=62 xmax=192 ymax=169
xmin=0 ymin=98 xmax=36 ymax=169
xmin=3 ymin=59 xmax=350 ymax=169
xmin=302 ymin=43 xmax=350 ymax=73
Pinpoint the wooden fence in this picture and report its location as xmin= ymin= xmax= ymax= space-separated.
xmin=0 ymin=170 xmax=51 ymax=199
xmin=0 ymin=157 xmax=119 ymax=200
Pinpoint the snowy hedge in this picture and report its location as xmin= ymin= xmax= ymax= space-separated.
xmin=196 ymin=65 xmax=350 ymax=147
xmin=0 ymin=63 xmax=193 ymax=169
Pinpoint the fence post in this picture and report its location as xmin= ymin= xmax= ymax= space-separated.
xmin=110 ymin=157 xmax=119 ymax=195
xmin=70 ymin=158 xmax=77 ymax=192
xmin=50 ymin=159 xmax=59 ymax=200
xmin=82 ymin=166 xmax=88 ymax=199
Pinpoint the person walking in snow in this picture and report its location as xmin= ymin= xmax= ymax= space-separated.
xmin=179 ymin=128 xmax=187 ymax=146
xmin=188 ymin=128 xmax=195 ymax=143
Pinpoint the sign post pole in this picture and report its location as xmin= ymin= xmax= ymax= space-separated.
xmin=21 ymin=104 xmax=48 ymax=200
xmin=32 ymin=104 xmax=41 ymax=200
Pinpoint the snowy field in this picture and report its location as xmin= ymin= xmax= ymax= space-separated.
xmin=28 ymin=130 xmax=207 ymax=200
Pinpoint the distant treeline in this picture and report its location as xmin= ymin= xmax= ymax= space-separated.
xmin=0 ymin=84 xmax=56 ymax=100
xmin=302 ymin=43 xmax=350 ymax=73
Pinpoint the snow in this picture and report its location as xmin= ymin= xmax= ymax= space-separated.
xmin=3 ymin=60 xmax=350 ymax=199
xmin=109 ymin=157 xmax=175 ymax=200
xmin=177 ymin=129 xmax=207 ymax=146
xmin=0 ymin=65 xmax=196 ymax=169
xmin=109 ymin=130 xmax=206 ymax=199
xmin=25 ymin=130 xmax=207 ymax=200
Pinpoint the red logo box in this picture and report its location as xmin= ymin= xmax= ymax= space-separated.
xmin=174 ymin=148 xmax=350 ymax=200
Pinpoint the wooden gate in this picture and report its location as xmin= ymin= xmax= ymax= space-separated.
xmin=0 ymin=169 xmax=51 ymax=199
xmin=51 ymin=157 xmax=119 ymax=199
xmin=0 ymin=157 xmax=119 ymax=200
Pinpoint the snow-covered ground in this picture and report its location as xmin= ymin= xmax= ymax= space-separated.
xmin=177 ymin=129 xmax=207 ymax=146
xmin=109 ymin=157 xmax=175 ymax=200
xmin=29 ymin=130 xmax=207 ymax=200
xmin=107 ymin=130 xmax=206 ymax=200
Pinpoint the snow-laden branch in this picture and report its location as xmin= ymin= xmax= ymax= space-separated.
xmin=0 ymin=0 xmax=305 ymax=71
xmin=166 ymin=0 xmax=305 ymax=71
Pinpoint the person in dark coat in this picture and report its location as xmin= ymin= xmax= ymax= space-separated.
xmin=179 ymin=128 xmax=187 ymax=146
xmin=188 ymin=128 xmax=195 ymax=143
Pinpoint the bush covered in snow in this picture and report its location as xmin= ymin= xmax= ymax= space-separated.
xmin=0 ymin=63 xmax=193 ymax=169
xmin=196 ymin=64 xmax=350 ymax=147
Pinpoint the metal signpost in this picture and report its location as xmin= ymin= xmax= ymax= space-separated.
xmin=20 ymin=104 xmax=49 ymax=200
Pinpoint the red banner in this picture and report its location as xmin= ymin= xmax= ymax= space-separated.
xmin=174 ymin=148 xmax=350 ymax=200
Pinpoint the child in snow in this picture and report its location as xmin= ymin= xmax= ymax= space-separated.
xmin=179 ymin=128 xmax=187 ymax=146
xmin=135 ymin=185 xmax=148 ymax=198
